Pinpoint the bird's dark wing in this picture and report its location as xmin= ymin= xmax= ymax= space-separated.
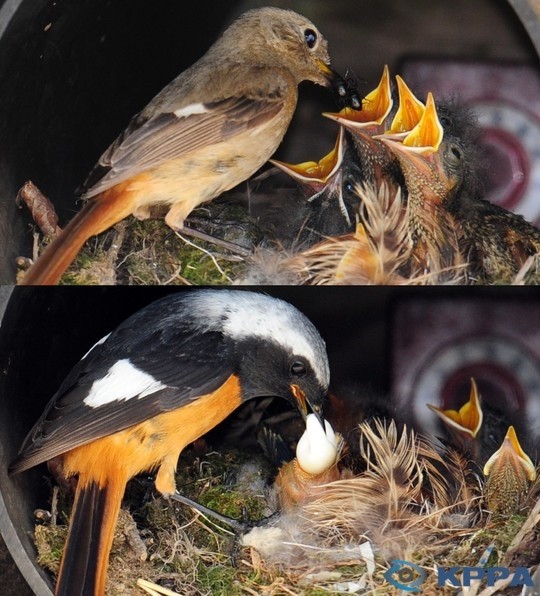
xmin=83 ymin=95 xmax=285 ymax=197
xmin=10 ymin=324 xmax=235 ymax=474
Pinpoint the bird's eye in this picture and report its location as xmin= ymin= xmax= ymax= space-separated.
xmin=290 ymin=360 xmax=307 ymax=377
xmin=439 ymin=115 xmax=451 ymax=129
xmin=304 ymin=28 xmax=318 ymax=49
xmin=344 ymin=180 xmax=355 ymax=193
xmin=448 ymin=144 xmax=463 ymax=164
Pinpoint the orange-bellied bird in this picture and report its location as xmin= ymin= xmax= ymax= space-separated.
xmin=19 ymin=7 xmax=358 ymax=286
xmin=9 ymin=289 xmax=330 ymax=595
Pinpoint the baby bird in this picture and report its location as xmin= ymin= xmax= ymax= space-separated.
xmin=483 ymin=426 xmax=537 ymax=516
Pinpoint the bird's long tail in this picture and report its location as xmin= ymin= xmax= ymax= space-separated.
xmin=55 ymin=473 xmax=127 ymax=596
xmin=20 ymin=188 xmax=134 ymax=286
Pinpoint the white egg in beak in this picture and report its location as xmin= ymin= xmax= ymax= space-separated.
xmin=296 ymin=413 xmax=338 ymax=475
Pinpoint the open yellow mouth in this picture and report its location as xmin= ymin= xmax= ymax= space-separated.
xmin=402 ymin=92 xmax=444 ymax=153
xmin=387 ymin=75 xmax=425 ymax=135
xmin=271 ymin=127 xmax=344 ymax=183
xmin=428 ymin=378 xmax=483 ymax=438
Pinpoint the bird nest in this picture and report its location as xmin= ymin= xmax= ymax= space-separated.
xmin=16 ymin=177 xmax=540 ymax=286
xmin=33 ymin=419 xmax=540 ymax=595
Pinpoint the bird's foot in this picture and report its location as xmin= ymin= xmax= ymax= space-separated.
xmin=176 ymin=226 xmax=251 ymax=257
xmin=169 ymin=492 xmax=278 ymax=535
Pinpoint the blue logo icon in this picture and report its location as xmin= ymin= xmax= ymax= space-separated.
xmin=384 ymin=560 xmax=427 ymax=592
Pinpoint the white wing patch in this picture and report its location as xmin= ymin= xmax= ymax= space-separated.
xmin=84 ymin=359 xmax=167 ymax=408
xmin=173 ymin=103 xmax=208 ymax=119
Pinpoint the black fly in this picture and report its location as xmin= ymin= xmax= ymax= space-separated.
xmin=332 ymin=71 xmax=363 ymax=111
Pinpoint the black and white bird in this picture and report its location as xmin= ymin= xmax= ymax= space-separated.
xmin=9 ymin=289 xmax=330 ymax=596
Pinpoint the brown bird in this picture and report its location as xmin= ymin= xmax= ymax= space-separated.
xmin=20 ymin=7 xmax=351 ymax=285
xmin=483 ymin=425 xmax=537 ymax=516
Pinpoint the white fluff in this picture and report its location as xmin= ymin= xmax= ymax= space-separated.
xmin=296 ymin=413 xmax=337 ymax=475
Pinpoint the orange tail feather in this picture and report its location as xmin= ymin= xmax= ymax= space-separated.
xmin=20 ymin=190 xmax=134 ymax=286
xmin=55 ymin=474 xmax=127 ymax=596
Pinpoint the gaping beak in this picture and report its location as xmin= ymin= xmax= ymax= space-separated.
xmin=290 ymin=383 xmax=325 ymax=428
xmin=385 ymin=75 xmax=426 ymax=138
xmin=402 ymin=92 xmax=444 ymax=153
xmin=483 ymin=425 xmax=537 ymax=482
xmin=323 ymin=65 xmax=393 ymax=132
xmin=427 ymin=378 xmax=483 ymax=438
xmin=380 ymin=92 xmax=447 ymax=193
xmin=270 ymin=127 xmax=345 ymax=185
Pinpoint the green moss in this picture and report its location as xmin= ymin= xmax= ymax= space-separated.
xmin=199 ymin=487 xmax=265 ymax=521
xmin=34 ymin=524 xmax=67 ymax=574
xmin=197 ymin=561 xmax=240 ymax=595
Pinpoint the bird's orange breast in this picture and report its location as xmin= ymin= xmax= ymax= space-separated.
xmin=61 ymin=374 xmax=243 ymax=491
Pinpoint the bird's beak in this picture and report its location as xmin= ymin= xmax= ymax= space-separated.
xmin=380 ymin=92 xmax=443 ymax=157
xmin=385 ymin=75 xmax=425 ymax=138
xmin=290 ymin=383 xmax=325 ymax=427
xmin=379 ymin=93 xmax=446 ymax=195
xmin=427 ymin=378 xmax=483 ymax=438
xmin=483 ymin=425 xmax=537 ymax=481
xmin=323 ymin=65 xmax=393 ymax=131
xmin=317 ymin=60 xmax=336 ymax=84
xmin=401 ymin=92 xmax=444 ymax=152
xmin=270 ymin=127 xmax=344 ymax=185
